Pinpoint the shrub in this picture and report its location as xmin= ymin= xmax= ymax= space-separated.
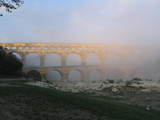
xmin=0 ymin=46 xmax=23 ymax=77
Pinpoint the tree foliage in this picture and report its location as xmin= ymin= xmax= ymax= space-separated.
xmin=0 ymin=0 xmax=23 ymax=16
xmin=0 ymin=46 xmax=23 ymax=76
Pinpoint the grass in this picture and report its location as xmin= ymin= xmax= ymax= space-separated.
xmin=0 ymin=81 xmax=160 ymax=120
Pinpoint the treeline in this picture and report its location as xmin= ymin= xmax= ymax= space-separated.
xmin=0 ymin=46 xmax=23 ymax=78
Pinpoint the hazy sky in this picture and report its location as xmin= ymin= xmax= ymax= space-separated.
xmin=1 ymin=0 xmax=160 ymax=80
xmin=0 ymin=0 xmax=160 ymax=44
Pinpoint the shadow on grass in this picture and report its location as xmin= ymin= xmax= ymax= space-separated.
xmin=0 ymin=82 xmax=160 ymax=120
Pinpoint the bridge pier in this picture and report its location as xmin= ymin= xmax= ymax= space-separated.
xmin=99 ymin=53 xmax=107 ymax=65
xmin=80 ymin=53 xmax=87 ymax=66
xmin=82 ymin=70 xmax=89 ymax=83
xmin=40 ymin=55 xmax=45 ymax=67
xmin=41 ymin=72 xmax=46 ymax=81
xmin=63 ymin=73 xmax=68 ymax=81
xmin=61 ymin=53 xmax=66 ymax=66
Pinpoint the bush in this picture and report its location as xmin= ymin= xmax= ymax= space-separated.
xmin=125 ymin=80 xmax=133 ymax=87
xmin=0 ymin=46 xmax=23 ymax=77
xmin=106 ymin=79 xmax=115 ymax=84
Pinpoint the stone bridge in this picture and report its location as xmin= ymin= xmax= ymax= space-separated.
xmin=0 ymin=43 xmax=107 ymax=82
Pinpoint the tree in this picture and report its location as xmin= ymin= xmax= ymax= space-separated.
xmin=0 ymin=0 xmax=23 ymax=16
xmin=0 ymin=46 xmax=23 ymax=77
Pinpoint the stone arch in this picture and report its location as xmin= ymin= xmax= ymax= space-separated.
xmin=45 ymin=70 xmax=62 ymax=82
xmin=25 ymin=53 xmax=40 ymax=67
xmin=86 ymin=53 xmax=100 ymax=65
xmin=89 ymin=69 xmax=102 ymax=81
xmin=26 ymin=70 xmax=42 ymax=81
xmin=68 ymin=69 xmax=83 ymax=82
xmin=44 ymin=53 xmax=61 ymax=67
xmin=66 ymin=53 xmax=81 ymax=66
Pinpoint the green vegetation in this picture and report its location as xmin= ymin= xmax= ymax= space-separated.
xmin=0 ymin=81 xmax=160 ymax=120
xmin=0 ymin=46 xmax=23 ymax=77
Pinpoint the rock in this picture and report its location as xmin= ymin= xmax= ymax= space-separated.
xmin=111 ymin=87 xmax=119 ymax=93
xmin=28 ymin=81 xmax=121 ymax=94
xmin=145 ymin=105 xmax=151 ymax=111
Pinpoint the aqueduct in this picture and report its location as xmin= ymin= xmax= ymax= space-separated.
xmin=0 ymin=43 xmax=108 ymax=82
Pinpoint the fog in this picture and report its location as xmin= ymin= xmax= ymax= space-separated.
xmin=15 ymin=44 xmax=160 ymax=81
xmin=106 ymin=44 xmax=160 ymax=80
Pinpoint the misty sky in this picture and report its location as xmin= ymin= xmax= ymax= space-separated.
xmin=1 ymin=0 xmax=160 ymax=80
xmin=0 ymin=0 xmax=160 ymax=44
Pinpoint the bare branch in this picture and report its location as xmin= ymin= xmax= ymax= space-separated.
xmin=0 ymin=0 xmax=24 ymax=15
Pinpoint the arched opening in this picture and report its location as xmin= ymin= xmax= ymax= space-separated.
xmin=86 ymin=53 xmax=100 ymax=65
xmin=66 ymin=53 xmax=81 ymax=66
xmin=89 ymin=70 xmax=101 ymax=81
xmin=25 ymin=53 xmax=40 ymax=67
xmin=46 ymin=70 xmax=62 ymax=82
xmin=26 ymin=70 xmax=41 ymax=81
xmin=44 ymin=53 xmax=61 ymax=67
xmin=68 ymin=70 xmax=82 ymax=82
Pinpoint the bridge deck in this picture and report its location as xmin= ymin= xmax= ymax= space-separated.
xmin=23 ymin=65 xmax=107 ymax=71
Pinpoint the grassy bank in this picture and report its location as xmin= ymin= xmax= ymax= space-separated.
xmin=0 ymin=81 xmax=160 ymax=120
